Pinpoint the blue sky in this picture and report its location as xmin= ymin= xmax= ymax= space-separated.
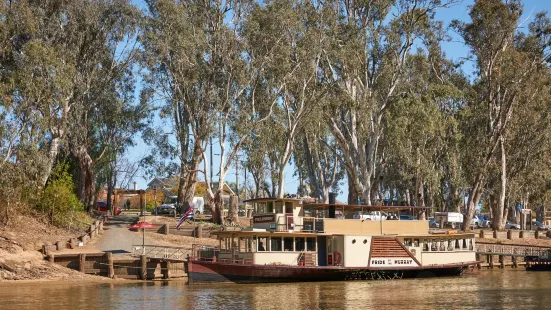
xmin=127 ymin=0 xmax=551 ymax=203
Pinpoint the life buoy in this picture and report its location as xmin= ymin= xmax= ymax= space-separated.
xmin=333 ymin=251 xmax=341 ymax=265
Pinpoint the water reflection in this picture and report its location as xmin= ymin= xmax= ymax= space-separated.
xmin=2 ymin=270 xmax=551 ymax=309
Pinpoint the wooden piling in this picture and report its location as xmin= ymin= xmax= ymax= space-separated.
xmin=488 ymin=255 xmax=494 ymax=268
xmin=479 ymin=230 xmax=485 ymax=238
xmin=519 ymin=230 xmax=525 ymax=239
xmin=499 ymin=255 xmax=504 ymax=268
xmin=56 ymin=240 xmax=64 ymax=250
xmin=535 ymin=230 xmax=540 ymax=239
xmin=196 ymin=226 xmax=203 ymax=239
xmin=140 ymin=255 xmax=147 ymax=280
xmin=493 ymin=230 xmax=498 ymax=239
xmin=161 ymin=224 xmax=169 ymax=235
xmin=507 ymin=230 xmax=512 ymax=240
xmin=512 ymin=256 xmax=518 ymax=268
xmin=48 ymin=254 xmax=55 ymax=263
xmin=79 ymin=254 xmax=86 ymax=273
xmin=162 ymin=261 xmax=170 ymax=279
xmin=106 ymin=252 xmax=114 ymax=278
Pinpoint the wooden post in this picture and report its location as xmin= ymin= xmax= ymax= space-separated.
xmin=161 ymin=224 xmax=169 ymax=235
xmin=196 ymin=226 xmax=203 ymax=239
xmin=79 ymin=254 xmax=86 ymax=273
xmin=106 ymin=252 xmax=114 ymax=278
xmin=493 ymin=230 xmax=498 ymax=239
xmin=99 ymin=220 xmax=104 ymax=233
xmin=512 ymin=256 xmax=518 ymax=268
xmin=488 ymin=255 xmax=494 ymax=268
xmin=140 ymin=255 xmax=147 ymax=280
xmin=56 ymin=240 xmax=64 ymax=251
xmin=499 ymin=255 xmax=504 ymax=268
xmin=507 ymin=230 xmax=512 ymax=240
xmin=520 ymin=230 xmax=525 ymax=239
xmin=479 ymin=230 xmax=485 ymax=238
xmin=162 ymin=261 xmax=170 ymax=279
xmin=48 ymin=254 xmax=55 ymax=263
xmin=535 ymin=230 xmax=540 ymax=239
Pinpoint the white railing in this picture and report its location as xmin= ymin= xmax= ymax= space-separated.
xmin=132 ymin=244 xmax=187 ymax=260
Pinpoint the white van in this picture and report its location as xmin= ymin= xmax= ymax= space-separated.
xmin=434 ymin=212 xmax=464 ymax=229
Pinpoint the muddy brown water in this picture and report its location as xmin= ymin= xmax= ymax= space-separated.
xmin=1 ymin=270 xmax=551 ymax=309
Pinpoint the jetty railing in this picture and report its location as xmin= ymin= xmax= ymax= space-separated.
xmin=132 ymin=244 xmax=187 ymax=261
xmin=476 ymin=242 xmax=550 ymax=257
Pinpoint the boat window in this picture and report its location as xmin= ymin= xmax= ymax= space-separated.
xmin=271 ymin=237 xmax=282 ymax=251
xmin=306 ymin=238 xmax=316 ymax=251
xmin=413 ymin=239 xmax=420 ymax=247
xmin=258 ymin=237 xmax=268 ymax=251
xmin=363 ymin=239 xmax=368 ymax=244
xmin=284 ymin=237 xmax=294 ymax=251
xmin=431 ymin=240 xmax=437 ymax=251
xmin=275 ymin=202 xmax=283 ymax=213
xmin=257 ymin=203 xmax=266 ymax=214
xmin=267 ymin=202 xmax=274 ymax=213
xmin=403 ymin=238 xmax=412 ymax=246
xmin=285 ymin=202 xmax=293 ymax=213
xmin=295 ymin=238 xmax=305 ymax=251
xmin=352 ymin=239 xmax=356 ymax=244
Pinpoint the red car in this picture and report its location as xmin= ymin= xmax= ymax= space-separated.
xmin=96 ymin=201 xmax=122 ymax=215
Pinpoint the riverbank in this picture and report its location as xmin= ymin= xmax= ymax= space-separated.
xmin=0 ymin=212 xmax=107 ymax=281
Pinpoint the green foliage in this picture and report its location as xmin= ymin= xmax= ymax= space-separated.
xmin=38 ymin=162 xmax=84 ymax=228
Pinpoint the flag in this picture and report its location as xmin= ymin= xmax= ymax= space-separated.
xmin=176 ymin=207 xmax=194 ymax=230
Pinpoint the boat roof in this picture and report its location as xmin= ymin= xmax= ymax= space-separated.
xmin=212 ymin=230 xmax=476 ymax=238
xmin=243 ymin=197 xmax=315 ymax=203
xmin=303 ymin=203 xmax=431 ymax=211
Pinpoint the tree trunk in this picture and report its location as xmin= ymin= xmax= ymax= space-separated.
xmin=213 ymin=189 xmax=224 ymax=225
xmin=462 ymin=172 xmax=485 ymax=231
xmin=227 ymin=194 xmax=239 ymax=226
xmin=497 ymin=135 xmax=507 ymax=226
xmin=41 ymin=136 xmax=62 ymax=187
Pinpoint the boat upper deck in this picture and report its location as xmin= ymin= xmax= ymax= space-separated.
xmin=244 ymin=198 xmax=445 ymax=236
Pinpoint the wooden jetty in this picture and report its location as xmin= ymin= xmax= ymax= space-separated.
xmin=475 ymin=242 xmax=551 ymax=269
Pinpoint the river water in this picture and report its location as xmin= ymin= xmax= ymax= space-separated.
xmin=2 ymin=270 xmax=551 ymax=309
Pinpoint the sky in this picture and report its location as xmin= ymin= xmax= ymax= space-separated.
xmin=126 ymin=0 xmax=551 ymax=203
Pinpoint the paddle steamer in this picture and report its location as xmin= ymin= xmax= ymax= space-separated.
xmin=186 ymin=198 xmax=478 ymax=284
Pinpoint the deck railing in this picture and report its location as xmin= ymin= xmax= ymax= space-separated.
xmin=132 ymin=244 xmax=187 ymax=260
xmin=476 ymin=242 xmax=551 ymax=257
xmin=191 ymin=244 xmax=219 ymax=261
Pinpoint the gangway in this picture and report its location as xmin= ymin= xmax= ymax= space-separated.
xmin=132 ymin=244 xmax=188 ymax=261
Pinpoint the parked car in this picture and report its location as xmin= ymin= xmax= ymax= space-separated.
xmin=505 ymin=221 xmax=521 ymax=230
xmin=434 ymin=212 xmax=463 ymax=229
xmin=158 ymin=195 xmax=178 ymax=214
xmin=353 ymin=211 xmax=387 ymax=221
xmin=534 ymin=221 xmax=549 ymax=231
xmin=96 ymin=201 xmax=121 ymax=215
xmin=399 ymin=215 xmax=415 ymax=220
xmin=471 ymin=216 xmax=480 ymax=227
xmin=428 ymin=218 xmax=439 ymax=228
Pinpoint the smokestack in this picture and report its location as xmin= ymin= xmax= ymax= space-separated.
xmin=133 ymin=182 xmax=137 ymax=190
xmin=329 ymin=192 xmax=336 ymax=218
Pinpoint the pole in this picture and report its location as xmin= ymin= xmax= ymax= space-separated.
xmin=154 ymin=189 xmax=157 ymax=216
xmin=143 ymin=190 xmax=146 ymax=254
xmin=244 ymin=166 xmax=247 ymax=200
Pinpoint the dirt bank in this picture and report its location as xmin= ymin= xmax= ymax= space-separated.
xmin=0 ymin=213 xmax=106 ymax=282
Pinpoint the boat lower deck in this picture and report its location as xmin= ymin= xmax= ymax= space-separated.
xmin=186 ymin=260 xmax=477 ymax=284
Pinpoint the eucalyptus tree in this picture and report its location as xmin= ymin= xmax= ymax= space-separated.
xmin=293 ymin=110 xmax=344 ymax=203
xmin=454 ymin=0 xmax=551 ymax=230
xmin=320 ymin=0 xmax=458 ymax=205
xmin=245 ymin=0 xmax=328 ymax=198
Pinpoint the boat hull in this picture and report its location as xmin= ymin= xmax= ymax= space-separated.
xmin=186 ymin=260 xmax=473 ymax=284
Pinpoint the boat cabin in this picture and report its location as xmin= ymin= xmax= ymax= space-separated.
xmin=203 ymin=198 xmax=476 ymax=269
